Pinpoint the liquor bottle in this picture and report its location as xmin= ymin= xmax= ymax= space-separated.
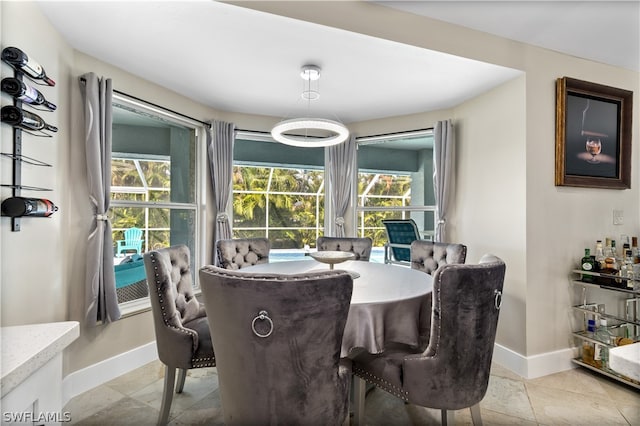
xmin=620 ymin=242 xmax=629 ymax=265
xmin=604 ymin=238 xmax=613 ymax=258
xmin=594 ymin=319 xmax=616 ymax=369
xmin=599 ymin=255 xmax=620 ymax=288
xmin=621 ymin=249 xmax=636 ymax=290
xmin=632 ymin=237 xmax=640 ymax=263
xmin=1 ymin=47 xmax=55 ymax=86
xmin=621 ymin=250 xmax=634 ymax=279
xmin=1 ymin=105 xmax=58 ymax=133
xmin=620 ymin=234 xmax=630 ymax=248
xmin=611 ymin=239 xmax=619 ymax=265
xmin=582 ymin=341 xmax=596 ymax=366
xmin=580 ymin=248 xmax=596 ymax=282
xmin=594 ymin=240 xmax=605 ymax=270
xmin=1 ymin=197 xmax=58 ymax=217
xmin=1 ymin=77 xmax=56 ymax=111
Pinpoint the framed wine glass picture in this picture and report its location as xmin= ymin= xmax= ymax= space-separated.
xmin=555 ymin=77 xmax=633 ymax=189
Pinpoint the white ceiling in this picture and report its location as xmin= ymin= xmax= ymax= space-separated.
xmin=36 ymin=1 xmax=638 ymax=125
xmin=379 ymin=1 xmax=640 ymax=73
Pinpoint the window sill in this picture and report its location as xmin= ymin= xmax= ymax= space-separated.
xmin=117 ymin=289 xmax=203 ymax=319
xmin=118 ymin=297 xmax=151 ymax=318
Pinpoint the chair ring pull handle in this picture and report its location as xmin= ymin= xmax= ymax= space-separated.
xmin=252 ymin=310 xmax=273 ymax=338
xmin=494 ymin=290 xmax=503 ymax=310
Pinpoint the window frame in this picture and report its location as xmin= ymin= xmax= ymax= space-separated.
xmin=110 ymin=93 xmax=207 ymax=316
xmin=355 ymin=129 xmax=436 ymax=244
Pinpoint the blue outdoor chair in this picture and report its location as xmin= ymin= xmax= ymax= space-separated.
xmin=382 ymin=219 xmax=422 ymax=264
xmin=116 ymin=227 xmax=144 ymax=255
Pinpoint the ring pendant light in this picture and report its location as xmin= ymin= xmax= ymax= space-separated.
xmin=271 ymin=65 xmax=349 ymax=147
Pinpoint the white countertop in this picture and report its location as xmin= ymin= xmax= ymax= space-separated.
xmin=1 ymin=321 xmax=79 ymax=398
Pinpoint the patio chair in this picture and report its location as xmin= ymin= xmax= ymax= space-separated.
xmin=116 ymin=227 xmax=143 ymax=255
xmin=382 ymin=219 xmax=422 ymax=264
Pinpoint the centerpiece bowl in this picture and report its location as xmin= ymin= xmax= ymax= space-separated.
xmin=309 ymin=251 xmax=355 ymax=270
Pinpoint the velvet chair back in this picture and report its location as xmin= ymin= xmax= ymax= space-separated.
xmin=410 ymin=240 xmax=467 ymax=275
xmin=199 ymin=265 xmax=353 ymax=425
xmin=143 ymin=245 xmax=215 ymax=424
xmin=316 ymin=236 xmax=373 ymax=261
xmin=216 ymin=237 xmax=271 ymax=270
xmin=352 ymin=254 xmax=506 ymax=425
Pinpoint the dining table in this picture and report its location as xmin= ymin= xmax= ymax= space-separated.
xmin=241 ymin=257 xmax=433 ymax=358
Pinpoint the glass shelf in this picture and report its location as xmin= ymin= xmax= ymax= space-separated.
xmin=572 ymin=330 xmax=638 ymax=347
xmin=572 ymin=305 xmax=640 ymax=327
xmin=571 ymin=358 xmax=640 ymax=390
xmin=571 ymin=271 xmax=640 ymax=295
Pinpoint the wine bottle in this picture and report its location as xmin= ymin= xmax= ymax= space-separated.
xmin=1 ymin=47 xmax=55 ymax=86
xmin=1 ymin=197 xmax=58 ymax=217
xmin=1 ymin=105 xmax=58 ymax=133
xmin=1 ymin=77 xmax=56 ymax=111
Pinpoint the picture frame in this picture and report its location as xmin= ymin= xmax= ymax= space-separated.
xmin=555 ymin=77 xmax=633 ymax=189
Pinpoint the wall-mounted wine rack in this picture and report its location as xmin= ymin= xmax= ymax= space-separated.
xmin=1 ymin=49 xmax=55 ymax=231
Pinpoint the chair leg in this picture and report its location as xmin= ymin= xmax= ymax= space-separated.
xmin=441 ymin=409 xmax=455 ymax=426
xmin=352 ymin=376 xmax=366 ymax=426
xmin=176 ymin=368 xmax=187 ymax=393
xmin=158 ymin=365 xmax=176 ymax=425
xmin=470 ymin=403 xmax=483 ymax=426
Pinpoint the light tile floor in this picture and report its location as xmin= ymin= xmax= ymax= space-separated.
xmin=64 ymin=361 xmax=639 ymax=425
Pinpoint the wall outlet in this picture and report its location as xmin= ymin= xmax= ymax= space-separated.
xmin=613 ymin=209 xmax=624 ymax=225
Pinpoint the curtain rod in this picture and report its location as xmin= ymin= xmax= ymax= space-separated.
xmin=106 ymin=87 xmax=432 ymax=139
xmin=112 ymin=89 xmax=255 ymax=134
xmin=113 ymin=89 xmax=212 ymax=128
xmin=356 ymin=127 xmax=434 ymax=142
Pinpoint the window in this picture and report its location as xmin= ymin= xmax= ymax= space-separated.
xmin=356 ymin=131 xmax=435 ymax=248
xmin=233 ymin=135 xmax=325 ymax=259
xmin=231 ymin=131 xmax=433 ymax=262
xmin=232 ymin=165 xmax=325 ymax=248
xmin=110 ymin=95 xmax=202 ymax=308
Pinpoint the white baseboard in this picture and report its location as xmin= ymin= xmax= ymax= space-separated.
xmin=61 ymin=342 xmax=158 ymax=407
xmin=61 ymin=341 xmax=576 ymax=407
xmin=493 ymin=343 xmax=577 ymax=379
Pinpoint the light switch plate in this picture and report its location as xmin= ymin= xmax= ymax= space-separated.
xmin=613 ymin=209 xmax=624 ymax=225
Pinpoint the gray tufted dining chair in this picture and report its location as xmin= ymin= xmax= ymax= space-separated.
xmin=351 ymin=254 xmax=506 ymax=426
xmin=199 ymin=265 xmax=354 ymax=425
xmin=216 ymin=237 xmax=271 ymax=270
xmin=143 ymin=245 xmax=215 ymax=425
xmin=317 ymin=236 xmax=373 ymax=261
xmin=410 ymin=240 xmax=467 ymax=275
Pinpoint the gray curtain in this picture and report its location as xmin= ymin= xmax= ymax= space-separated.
xmin=207 ymin=120 xmax=236 ymax=264
xmin=327 ymin=135 xmax=356 ymax=237
xmin=433 ymin=119 xmax=454 ymax=242
xmin=80 ymin=72 xmax=121 ymax=326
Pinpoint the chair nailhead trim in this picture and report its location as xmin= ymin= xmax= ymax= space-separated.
xmin=353 ymin=365 xmax=409 ymax=401
xmin=150 ymin=252 xmax=198 ymax=352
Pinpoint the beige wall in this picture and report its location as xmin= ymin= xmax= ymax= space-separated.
xmin=1 ymin=1 xmax=639 ymax=377
xmin=451 ymin=75 xmax=528 ymax=352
